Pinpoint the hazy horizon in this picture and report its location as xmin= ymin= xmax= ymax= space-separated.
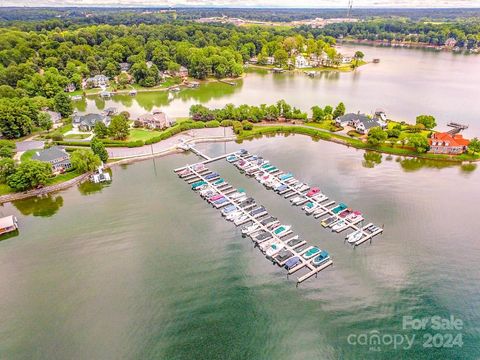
xmin=2 ymin=0 xmax=480 ymax=9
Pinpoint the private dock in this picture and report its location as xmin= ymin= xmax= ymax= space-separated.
xmin=446 ymin=122 xmax=468 ymax=135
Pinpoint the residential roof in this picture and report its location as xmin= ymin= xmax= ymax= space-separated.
xmin=336 ymin=113 xmax=370 ymax=123
xmin=0 ymin=215 xmax=16 ymax=229
xmin=430 ymin=132 xmax=470 ymax=147
xmin=31 ymin=146 xmax=69 ymax=162
xmin=43 ymin=110 xmax=62 ymax=123
xmin=359 ymin=117 xmax=384 ymax=130
xmin=73 ymin=113 xmax=106 ymax=126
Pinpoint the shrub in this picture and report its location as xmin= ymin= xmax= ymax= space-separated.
xmin=51 ymin=133 xmax=64 ymax=141
xmin=242 ymin=120 xmax=253 ymax=130
xmin=220 ymin=120 xmax=233 ymax=127
xmin=232 ymin=121 xmax=243 ymax=135
xmin=205 ymin=120 xmax=220 ymax=128
xmin=133 ymin=120 xmax=144 ymax=128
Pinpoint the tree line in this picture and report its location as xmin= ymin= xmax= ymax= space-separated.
xmin=314 ymin=18 xmax=480 ymax=49
xmin=189 ymin=100 xmax=308 ymax=123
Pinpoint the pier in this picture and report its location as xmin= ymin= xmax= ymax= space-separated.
xmin=173 ymin=146 xmax=385 ymax=284
xmin=230 ymin=152 xmax=384 ymax=246
xmin=446 ymin=122 xmax=468 ymax=135
xmin=175 ymin=160 xmax=334 ymax=285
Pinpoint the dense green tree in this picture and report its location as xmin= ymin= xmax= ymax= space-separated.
xmin=53 ymin=92 xmax=73 ymax=118
xmin=90 ymin=137 xmax=109 ymax=163
xmin=333 ymin=102 xmax=346 ymax=119
xmin=273 ymin=48 xmax=289 ymax=67
xmin=408 ymin=133 xmax=430 ymax=153
xmin=71 ymin=149 xmax=101 ymax=173
xmin=311 ymin=106 xmax=324 ymax=122
xmin=468 ymin=137 xmax=480 ymax=154
xmin=367 ymin=126 xmax=388 ymax=146
xmin=0 ymin=98 xmax=36 ymax=139
xmin=0 ymin=158 xmax=16 ymax=183
xmin=108 ymin=115 xmax=130 ymax=140
xmin=0 ymin=146 xmax=13 ymax=158
xmin=7 ymin=160 xmax=52 ymax=191
xmin=93 ymin=121 xmax=109 ymax=139
xmin=38 ymin=112 xmax=53 ymax=131
xmin=415 ymin=115 xmax=437 ymax=129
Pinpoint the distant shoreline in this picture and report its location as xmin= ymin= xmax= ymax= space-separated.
xmin=340 ymin=39 xmax=479 ymax=54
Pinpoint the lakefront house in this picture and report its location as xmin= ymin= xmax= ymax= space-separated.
xmin=136 ymin=111 xmax=171 ymax=130
xmin=429 ymin=132 xmax=470 ymax=154
xmin=295 ymin=54 xmax=310 ymax=68
xmin=31 ymin=146 xmax=72 ymax=173
xmin=85 ymin=75 xmax=109 ymax=88
xmin=72 ymin=113 xmax=111 ymax=132
xmin=335 ymin=112 xmax=387 ymax=134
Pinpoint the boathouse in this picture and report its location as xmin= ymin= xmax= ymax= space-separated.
xmin=0 ymin=216 xmax=18 ymax=236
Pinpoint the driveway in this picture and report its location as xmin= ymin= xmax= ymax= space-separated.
xmin=15 ymin=140 xmax=45 ymax=152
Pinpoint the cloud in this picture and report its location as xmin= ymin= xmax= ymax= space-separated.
xmin=2 ymin=0 xmax=480 ymax=7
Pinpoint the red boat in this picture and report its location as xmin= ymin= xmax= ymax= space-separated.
xmin=306 ymin=187 xmax=320 ymax=197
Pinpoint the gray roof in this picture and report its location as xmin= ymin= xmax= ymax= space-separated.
xmin=31 ymin=146 xmax=69 ymax=162
xmin=73 ymin=113 xmax=106 ymax=126
xmin=360 ymin=117 xmax=384 ymax=130
xmin=336 ymin=113 xmax=370 ymax=124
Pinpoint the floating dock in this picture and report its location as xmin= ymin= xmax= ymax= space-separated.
xmin=229 ymin=151 xmax=384 ymax=247
xmin=174 ymin=161 xmax=333 ymax=286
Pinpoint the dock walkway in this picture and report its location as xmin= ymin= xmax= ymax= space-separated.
xmin=230 ymin=152 xmax=384 ymax=246
xmin=175 ymin=161 xmax=333 ymax=285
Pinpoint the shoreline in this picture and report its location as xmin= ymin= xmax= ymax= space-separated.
xmin=0 ymin=135 xmax=236 ymax=204
xmin=3 ymin=122 xmax=476 ymax=204
xmin=340 ymin=39 xmax=479 ymax=54
xmin=248 ymin=63 xmax=363 ymax=73
xmin=79 ymin=74 xmax=246 ymax=97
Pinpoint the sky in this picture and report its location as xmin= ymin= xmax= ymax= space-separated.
xmin=2 ymin=0 xmax=480 ymax=7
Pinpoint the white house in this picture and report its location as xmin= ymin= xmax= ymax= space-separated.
xmin=295 ymin=54 xmax=310 ymax=68
xmin=266 ymin=56 xmax=275 ymax=65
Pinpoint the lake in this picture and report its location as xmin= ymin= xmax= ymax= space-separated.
xmin=76 ymin=44 xmax=480 ymax=137
xmin=0 ymin=134 xmax=479 ymax=359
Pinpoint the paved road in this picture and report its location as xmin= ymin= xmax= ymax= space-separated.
xmin=107 ymin=127 xmax=234 ymax=158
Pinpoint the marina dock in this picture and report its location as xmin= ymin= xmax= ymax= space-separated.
xmin=174 ymin=145 xmax=385 ymax=285
xmin=174 ymin=160 xmax=334 ymax=286
xmin=229 ymin=151 xmax=384 ymax=246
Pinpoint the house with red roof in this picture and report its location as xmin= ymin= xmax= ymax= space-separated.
xmin=429 ymin=132 xmax=470 ymax=154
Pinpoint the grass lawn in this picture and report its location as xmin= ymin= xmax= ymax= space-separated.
xmin=57 ymin=123 xmax=73 ymax=134
xmin=64 ymin=133 xmax=90 ymax=140
xmin=127 ymin=128 xmax=162 ymax=142
xmin=0 ymin=183 xmax=14 ymax=196
xmin=387 ymin=120 xmax=431 ymax=140
xmin=347 ymin=130 xmax=364 ymax=138
xmin=47 ymin=170 xmax=83 ymax=185
xmin=305 ymin=121 xmax=342 ymax=132
xmin=20 ymin=149 xmax=37 ymax=162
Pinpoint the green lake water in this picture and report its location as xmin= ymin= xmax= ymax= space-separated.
xmin=76 ymin=44 xmax=480 ymax=136
xmin=1 ymin=135 xmax=479 ymax=359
